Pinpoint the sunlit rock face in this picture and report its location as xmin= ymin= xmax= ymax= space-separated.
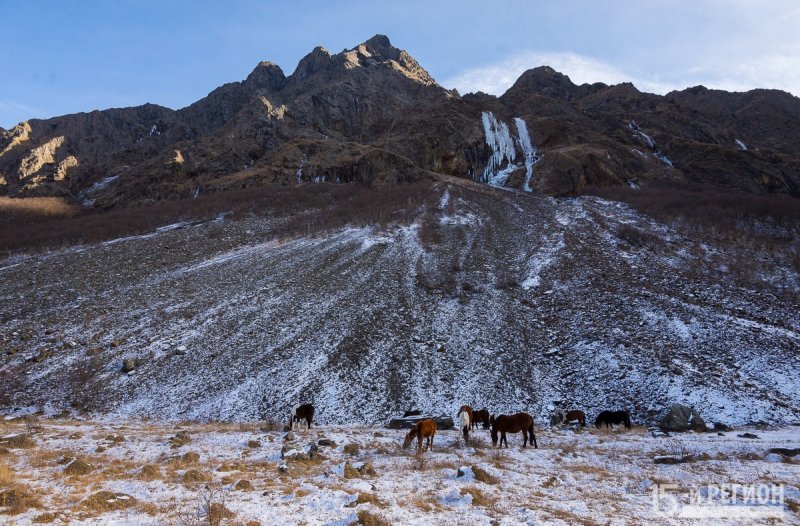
xmin=2 ymin=35 xmax=799 ymax=204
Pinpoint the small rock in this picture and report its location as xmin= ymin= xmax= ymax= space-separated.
xmin=284 ymin=431 xmax=295 ymax=441
xmin=654 ymin=455 xmax=683 ymax=465
xmin=764 ymin=453 xmax=783 ymax=463
xmin=121 ymin=359 xmax=136 ymax=373
xmin=737 ymin=433 xmax=760 ymax=440
xmin=317 ymin=439 xmax=336 ymax=447
xmin=278 ymin=463 xmax=288 ymax=473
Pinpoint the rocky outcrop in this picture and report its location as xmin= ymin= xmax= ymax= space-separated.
xmin=1 ymin=35 xmax=799 ymax=204
xmin=658 ymin=404 xmax=708 ymax=432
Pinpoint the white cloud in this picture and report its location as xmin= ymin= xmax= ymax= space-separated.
xmin=441 ymin=50 xmax=800 ymax=98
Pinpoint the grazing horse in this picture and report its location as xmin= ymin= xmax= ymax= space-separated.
xmin=457 ymin=405 xmax=473 ymax=427
xmin=564 ymin=410 xmax=586 ymax=427
xmin=594 ymin=410 xmax=631 ymax=429
xmin=491 ymin=412 xmax=538 ymax=448
xmin=457 ymin=410 xmax=470 ymax=444
xmin=403 ymin=409 xmax=422 ymax=417
xmin=471 ymin=408 xmax=491 ymax=430
xmin=402 ymin=419 xmax=436 ymax=452
xmin=289 ymin=403 xmax=314 ymax=431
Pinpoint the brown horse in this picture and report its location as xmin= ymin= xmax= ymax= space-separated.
xmin=564 ymin=410 xmax=586 ymax=427
xmin=289 ymin=403 xmax=314 ymax=431
xmin=491 ymin=412 xmax=538 ymax=448
xmin=402 ymin=419 xmax=436 ymax=452
xmin=471 ymin=408 xmax=491 ymax=430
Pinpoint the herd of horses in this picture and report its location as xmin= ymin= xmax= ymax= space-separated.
xmin=290 ymin=403 xmax=632 ymax=453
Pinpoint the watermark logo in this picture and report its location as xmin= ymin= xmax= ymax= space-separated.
xmin=653 ymin=483 xmax=785 ymax=519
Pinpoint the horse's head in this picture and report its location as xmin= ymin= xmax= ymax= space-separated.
xmin=593 ymin=414 xmax=603 ymax=428
xmin=402 ymin=427 xmax=416 ymax=449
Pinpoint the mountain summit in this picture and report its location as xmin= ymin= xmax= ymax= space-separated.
xmin=1 ymin=35 xmax=798 ymax=205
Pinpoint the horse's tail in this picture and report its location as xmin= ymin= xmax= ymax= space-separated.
xmin=529 ymin=420 xmax=538 ymax=449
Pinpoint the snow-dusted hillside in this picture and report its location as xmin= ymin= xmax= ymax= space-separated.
xmin=1 ymin=179 xmax=798 ymax=426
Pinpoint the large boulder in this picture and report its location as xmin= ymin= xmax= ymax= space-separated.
xmin=658 ymin=404 xmax=707 ymax=432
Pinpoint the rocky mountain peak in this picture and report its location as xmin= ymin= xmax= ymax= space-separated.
xmin=291 ymin=46 xmax=333 ymax=80
xmin=244 ymin=61 xmax=287 ymax=92
xmin=504 ymin=66 xmax=580 ymax=100
xmin=287 ymin=35 xmax=436 ymax=87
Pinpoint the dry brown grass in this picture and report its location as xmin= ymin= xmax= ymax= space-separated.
xmin=460 ymin=486 xmax=495 ymax=508
xmin=542 ymin=507 xmax=601 ymax=526
xmin=355 ymin=492 xmax=386 ymax=508
xmin=0 ymin=434 xmax=36 ymax=449
xmin=471 ymin=465 xmax=498 ymax=484
xmin=0 ymin=196 xmax=78 ymax=223
xmin=31 ymin=511 xmax=60 ymax=523
xmin=565 ymin=463 xmax=615 ymax=478
xmin=356 ymin=509 xmax=392 ymax=526
xmin=343 ymin=443 xmax=361 ymax=456
xmin=80 ymin=491 xmax=137 ymax=513
xmin=182 ymin=469 xmax=211 ymax=484
xmin=0 ymin=180 xmax=437 ymax=254
xmin=0 ymin=462 xmax=13 ymax=485
xmin=0 ymin=483 xmax=43 ymax=515
xmin=139 ymin=464 xmax=163 ymax=481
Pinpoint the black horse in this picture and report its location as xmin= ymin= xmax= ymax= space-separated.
xmin=594 ymin=410 xmax=631 ymax=429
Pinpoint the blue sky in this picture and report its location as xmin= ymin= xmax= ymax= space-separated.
xmin=1 ymin=0 xmax=799 ymax=128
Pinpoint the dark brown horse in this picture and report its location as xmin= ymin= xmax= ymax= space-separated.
xmin=289 ymin=403 xmax=314 ymax=431
xmin=491 ymin=412 xmax=538 ymax=448
xmin=564 ymin=410 xmax=586 ymax=427
xmin=402 ymin=418 xmax=436 ymax=452
xmin=594 ymin=410 xmax=631 ymax=429
xmin=471 ymin=408 xmax=491 ymax=430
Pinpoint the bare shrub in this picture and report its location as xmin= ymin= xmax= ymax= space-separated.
xmin=174 ymin=484 xmax=236 ymax=526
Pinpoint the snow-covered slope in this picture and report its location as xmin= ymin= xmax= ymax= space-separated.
xmin=1 ymin=181 xmax=798 ymax=426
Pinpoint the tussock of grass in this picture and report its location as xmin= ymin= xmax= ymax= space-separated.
xmin=460 ymin=486 xmax=495 ymax=507
xmin=471 ymin=465 xmax=498 ymax=484
xmin=357 ymin=509 xmax=392 ymax=526
xmin=182 ymin=469 xmax=211 ymax=484
xmin=0 ymin=434 xmax=35 ymax=449
xmin=0 ymin=484 xmax=43 ymax=515
xmin=356 ymin=492 xmax=386 ymax=508
xmin=138 ymin=464 xmax=162 ymax=481
xmin=81 ymin=491 xmax=137 ymax=513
